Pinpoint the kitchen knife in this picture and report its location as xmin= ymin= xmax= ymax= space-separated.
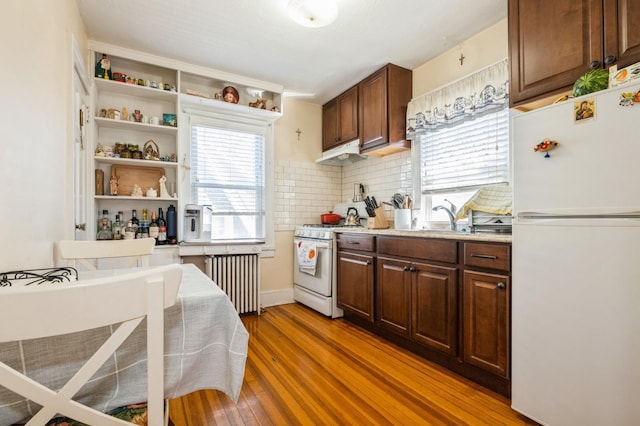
xmin=371 ymin=196 xmax=378 ymax=209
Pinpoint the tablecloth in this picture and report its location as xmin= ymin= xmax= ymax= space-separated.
xmin=0 ymin=263 xmax=249 ymax=425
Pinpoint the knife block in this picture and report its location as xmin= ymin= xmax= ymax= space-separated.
xmin=367 ymin=207 xmax=389 ymax=229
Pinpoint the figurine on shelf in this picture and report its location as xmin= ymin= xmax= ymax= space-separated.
xmin=249 ymin=98 xmax=267 ymax=109
xmin=95 ymin=54 xmax=112 ymax=80
xmin=121 ymin=107 xmax=128 ymax=121
xmin=159 ymin=175 xmax=170 ymax=198
xmin=109 ymin=174 xmax=118 ymax=196
xmin=222 ymin=86 xmax=239 ymax=104
xmin=133 ymin=109 xmax=142 ymax=123
xmin=131 ymin=184 xmax=143 ymax=197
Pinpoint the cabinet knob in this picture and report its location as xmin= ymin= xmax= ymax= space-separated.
xmin=589 ymin=60 xmax=601 ymax=69
xmin=409 ymin=266 xmax=416 ymax=272
xmin=403 ymin=266 xmax=410 ymax=271
xmin=497 ymin=282 xmax=506 ymax=289
xmin=604 ymin=55 xmax=617 ymax=65
xmin=75 ymin=223 xmax=86 ymax=230
xmin=366 ymin=260 xmax=372 ymax=265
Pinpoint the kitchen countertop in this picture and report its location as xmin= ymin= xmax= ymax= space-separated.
xmin=334 ymin=227 xmax=512 ymax=243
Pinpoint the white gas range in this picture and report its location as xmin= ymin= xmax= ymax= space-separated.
xmin=293 ymin=202 xmax=369 ymax=318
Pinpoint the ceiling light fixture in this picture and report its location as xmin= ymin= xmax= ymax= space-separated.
xmin=288 ymin=0 xmax=338 ymax=28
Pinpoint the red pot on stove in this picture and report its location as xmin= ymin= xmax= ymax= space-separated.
xmin=320 ymin=211 xmax=341 ymax=225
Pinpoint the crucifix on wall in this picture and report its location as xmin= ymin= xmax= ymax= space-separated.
xmin=459 ymin=53 xmax=465 ymax=66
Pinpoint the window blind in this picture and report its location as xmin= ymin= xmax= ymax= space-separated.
xmin=190 ymin=122 xmax=266 ymax=240
xmin=420 ymin=107 xmax=509 ymax=193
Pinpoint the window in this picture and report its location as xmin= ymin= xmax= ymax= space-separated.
xmin=188 ymin=115 xmax=269 ymax=241
xmin=419 ymin=107 xmax=510 ymax=222
xmin=406 ymin=59 xmax=510 ymax=225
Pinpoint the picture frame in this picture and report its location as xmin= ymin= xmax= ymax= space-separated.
xmin=574 ymin=97 xmax=596 ymax=123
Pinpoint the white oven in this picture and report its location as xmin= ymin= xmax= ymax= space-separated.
xmin=293 ymin=227 xmax=343 ymax=318
xmin=292 ymin=202 xmax=370 ymax=318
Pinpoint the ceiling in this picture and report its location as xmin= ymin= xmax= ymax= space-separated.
xmin=76 ymin=0 xmax=507 ymax=104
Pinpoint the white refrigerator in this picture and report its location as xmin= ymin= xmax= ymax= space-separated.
xmin=511 ymin=82 xmax=640 ymax=426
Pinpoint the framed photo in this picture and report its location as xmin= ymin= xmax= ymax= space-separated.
xmin=574 ymin=97 xmax=596 ymax=123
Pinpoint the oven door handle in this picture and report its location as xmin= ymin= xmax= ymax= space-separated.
xmin=294 ymin=239 xmax=331 ymax=249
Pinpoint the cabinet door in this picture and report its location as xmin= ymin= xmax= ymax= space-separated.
xmin=322 ymin=99 xmax=339 ymax=151
xmin=509 ymin=0 xmax=604 ymax=106
xmin=338 ymin=86 xmax=359 ymax=144
xmin=463 ymin=271 xmax=510 ymax=378
xmin=337 ymin=251 xmax=374 ymax=322
xmin=412 ymin=262 xmax=457 ymax=355
xmin=360 ymin=68 xmax=387 ymax=150
xmin=604 ymin=0 xmax=640 ymax=69
xmin=376 ymin=257 xmax=411 ymax=337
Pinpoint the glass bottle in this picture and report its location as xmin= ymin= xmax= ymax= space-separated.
xmin=124 ymin=220 xmax=136 ymax=240
xmin=96 ymin=217 xmax=113 ymax=240
xmin=156 ymin=208 xmax=167 ymax=245
xmin=149 ymin=211 xmax=159 ymax=241
xmin=97 ymin=209 xmax=112 ymax=234
xmin=112 ymin=212 xmax=123 ymax=240
xmin=130 ymin=209 xmax=140 ymax=233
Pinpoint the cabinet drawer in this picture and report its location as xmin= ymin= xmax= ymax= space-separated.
xmin=377 ymin=237 xmax=457 ymax=264
xmin=464 ymin=243 xmax=510 ymax=272
xmin=337 ymin=233 xmax=375 ymax=252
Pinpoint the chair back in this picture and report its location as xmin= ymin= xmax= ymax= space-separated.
xmin=56 ymin=239 xmax=155 ymax=270
xmin=0 ymin=264 xmax=182 ymax=425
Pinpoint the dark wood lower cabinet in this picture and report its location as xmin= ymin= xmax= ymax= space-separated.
xmin=337 ymin=251 xmax=374 ymax=322
xmin=337 ymin=233 xmax=511 ymax=397
xmin=412 ymin=262 xmax=457 ymax=356
xmin=376 ymin=257 xmax=411 ymax=337
xmin=463 ymin=270 xmax=510 ymax=378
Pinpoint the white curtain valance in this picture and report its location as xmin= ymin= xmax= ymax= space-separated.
xmin=407 ymin=59 xmax=509 ymax=138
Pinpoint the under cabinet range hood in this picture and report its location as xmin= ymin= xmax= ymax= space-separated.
xmin=315 ymin=140 xmax=367 ymax=166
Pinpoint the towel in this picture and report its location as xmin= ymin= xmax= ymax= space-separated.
xmin=455 ymin=184 xmax=512 ymax=221
xmin=296 ymin=240 xmax=318 ymax=275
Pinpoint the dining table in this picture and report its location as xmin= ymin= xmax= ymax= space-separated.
xmin=0 ymin=263 xmax=249 ymax=425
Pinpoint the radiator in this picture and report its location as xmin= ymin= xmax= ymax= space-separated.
xmin=206 ymin=254 xmax=260 ymax=314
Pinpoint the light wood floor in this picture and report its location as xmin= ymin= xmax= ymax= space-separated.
xmin=169 ymin=303 xmax=537 ymax=425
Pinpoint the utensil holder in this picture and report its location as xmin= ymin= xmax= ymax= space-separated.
xmin=394 ymin=209 xmax=412 ymax=230
xmin=367 ymin=207 xmax=389 ymax=229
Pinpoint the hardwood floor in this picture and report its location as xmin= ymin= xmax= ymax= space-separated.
xmin=169 ymin=303 xmax=537 ymax=425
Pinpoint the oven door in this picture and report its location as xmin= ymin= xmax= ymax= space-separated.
xmin=293 ymin=238 xmax=332 ymax=297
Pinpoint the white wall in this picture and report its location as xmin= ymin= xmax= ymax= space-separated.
xmin=1 ymin=0 xmax=87 ymax=271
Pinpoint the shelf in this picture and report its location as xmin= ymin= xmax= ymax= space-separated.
xmin=95 ymin=195 xmax=177 ymax=201
xmin=94 ymin=78 xmax=178 ymax=101
xmin=94 ymin=156 xmax=178 ymax=169
xmin=94 ymin=117 xmax=178 ymax=135
xmin=180 ymin=93 xmax=282 ymax=120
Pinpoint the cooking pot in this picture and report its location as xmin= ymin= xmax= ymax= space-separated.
xmin=320 ymin=211 xmax=341 ymax=225
xmin=344 ymin=207 xmax=360 ymax=226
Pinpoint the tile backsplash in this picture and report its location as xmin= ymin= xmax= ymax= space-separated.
xmin=275 ymin=150 xmax=413 ymax=231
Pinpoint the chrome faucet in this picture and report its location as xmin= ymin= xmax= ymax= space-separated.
xmin=432 ymin=199 xmax=457 ymax=231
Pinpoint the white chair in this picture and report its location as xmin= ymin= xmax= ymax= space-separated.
xmin=56 ymin=239 xmax=156 ymax=270
xmin=0 ymin=264 xmax=182 ymax=426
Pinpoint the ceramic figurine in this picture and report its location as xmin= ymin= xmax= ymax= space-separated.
xmin=95 ymin=54 xmax=112 ymax=80
xmin=159 ymin=175 xmax=169 ymax=198
xmin=131 ymin=184 xmax=143 ymax=197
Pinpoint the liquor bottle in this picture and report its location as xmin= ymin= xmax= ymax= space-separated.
xmin=142 ymin=208 xmax=148 ymax=222
xmin=156 ymin=207 xmax=167 ymax=245
xmin=130 ymin=209 xmax=140 ymax=232
xmin=96 ymin=210 xmax=113 ymax=240
xmin=149 ymin=211 xmax=159 ymax=241
xmin=123 ymin=220 xmax=136 ymax=240
xmin=112 ymin=212 xmax=123 ymax=240
xmin=96 ymin=209 xmax=112 ymax=234
xmin=166 ymin=204 xmax=177 ymax=244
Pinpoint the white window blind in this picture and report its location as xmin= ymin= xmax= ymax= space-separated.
xmin=420 ymin=107 xmax=510 ymax=193
xmin=190 ymin=120 xmax=266 ymax=241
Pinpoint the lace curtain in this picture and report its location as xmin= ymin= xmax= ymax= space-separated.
xmin=406 ymin=59 xmax=509 ymax=138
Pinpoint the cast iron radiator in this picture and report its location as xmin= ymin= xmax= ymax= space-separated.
xmin=206 ymin=254 xmax=260 ymax=314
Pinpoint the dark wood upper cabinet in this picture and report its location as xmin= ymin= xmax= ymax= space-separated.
xmin=322 ymin=85 xmax=358 ymax=151
xmin=509 ymin=0 xmax=640 ymax=107
xmin=360 ymin=64 xmax=412 ymax=154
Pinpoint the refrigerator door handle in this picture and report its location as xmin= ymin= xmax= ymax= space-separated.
xmin=516 ymin=211 xmax=640 ymax=220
